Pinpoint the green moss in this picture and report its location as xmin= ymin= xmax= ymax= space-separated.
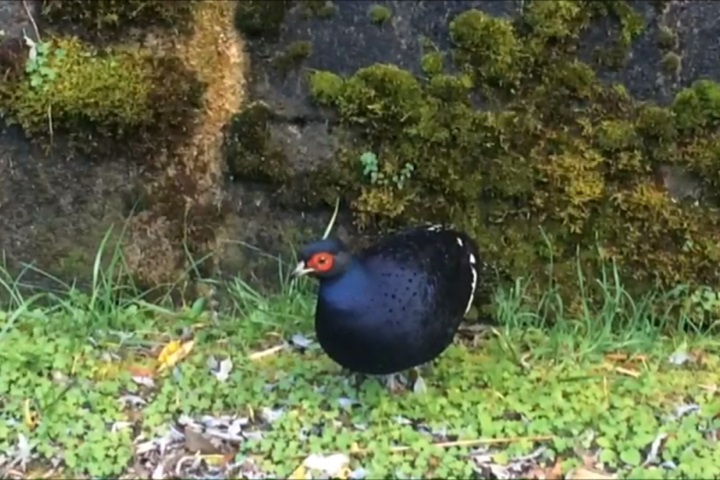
xmin=40 ymin=0 xmax=197 ymax=41
xmin=11 ymin=38 xmax=152 ymax=126
xmin=296 ymin=3 xmax=720 ymax=326
xmin=1 ymin=36 xmax=203 ymax=157
xmin=273 ymin=40 xmax=313 ymax=74
xmin=222 ymin=102 xmax=290 ymax=184
xmin=520 ymin=0 xmax=588 ymax=53
xmin=587 ymin=1 xmax=645 ymax=70
xmin=234 ymin=0 xmax=292 ymax=40
xmin=449 ymin=9 xmax=522 ymax=91
xmin=671 ymin=79 xmax=720 ymax=134
xmin=607 ymin=1 xmax=645 ymax=50
xmin=317 ymin=64 xmax=425 ymax=134
xmin=660 ymin=51 xmax=682 ymax=77
xmin=595 ymin=119 xmax=640 ymax=152
xmin=300 ymin=0 xmax=337 ymax=19
xmin=420 ymin=52 xmax=444 ymax=76
xmin=635 ymin=104 xmax=677 ymax=151
xmin=309 ymin=71 xmax=344 ymax=105
xmin=656 ymin=25 xmax=678 ymax=50
xmin=368 ymin=5 xmax=392 ymax=25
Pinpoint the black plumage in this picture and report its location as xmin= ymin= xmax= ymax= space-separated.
xmin=292 ymin=225 xmax=484 ymax=380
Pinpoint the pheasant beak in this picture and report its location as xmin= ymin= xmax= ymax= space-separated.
xmin=291 ymin=261 xmax=314 ymax=278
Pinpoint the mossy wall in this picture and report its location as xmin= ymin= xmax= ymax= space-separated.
xmin=1 ymin=35 xmax=202 ymax=158
xmin=39 ymin=0 xmax=197 ymax=42
xmin=230 ymin=0 xmax=720 ymax=310
xmin=0 ymin=0 xmax=239 ymax=292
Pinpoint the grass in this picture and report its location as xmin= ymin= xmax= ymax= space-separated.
xmin=1 ymin=229 xmax=720 ymax=479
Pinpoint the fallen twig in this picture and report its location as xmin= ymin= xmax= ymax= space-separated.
xmin=605 ymin=353 xmax=647 ymax=363
xmin=613 ymin=366 xmax=640 ymax=378
xmin=248 ymin=344 xmax=285 ymax=360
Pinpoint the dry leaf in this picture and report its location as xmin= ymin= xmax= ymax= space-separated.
xmin=128 ymin=365 xmax=156 ymax=378
xmin=184 ymin=429 xmax=221 ymax=454
xmin=566 ymin=466 xmax=617 ymax=480
xmin=303 ymin=453 xmax=350 ymax=478
xmin=526 ymin=459 xmax=563 ymax=480
xmin=212 ymin=358 xmax=233 ymax=382
xmin=157 ymin=340 xmax=195 ymax=373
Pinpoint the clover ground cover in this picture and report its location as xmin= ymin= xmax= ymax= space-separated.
xmin=0 ymin=253 xmax=719 ymax=479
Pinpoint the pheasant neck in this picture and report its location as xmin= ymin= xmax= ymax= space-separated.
xmin=317 ymin=258 xmax=371 ymax=310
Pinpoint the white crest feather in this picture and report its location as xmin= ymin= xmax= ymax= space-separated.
xmin=321 ymin=197 xmax=341 ymax=240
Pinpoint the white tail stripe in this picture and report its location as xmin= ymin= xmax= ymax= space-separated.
xmin=464 ymin=253 xmax=478 ymax=315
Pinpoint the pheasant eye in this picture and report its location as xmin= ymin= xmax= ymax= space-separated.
xmin=308 ymin=252 xmax=334 ymax=272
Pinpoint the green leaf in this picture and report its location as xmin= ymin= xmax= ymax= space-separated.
xmin=619 ymin=447 xmax=642 ymax=466
xmin=599 ymin=448 xmax=617 ymax=466
xmin=493 ymin=451 xmax=510 ymax=465
xmin=595 ymin=436 xmax=613 ymax=449
xmin=40 ymin=67 xmax=56 ymax=80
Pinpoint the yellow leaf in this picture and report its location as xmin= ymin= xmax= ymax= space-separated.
xmin=24 ymin=399 xmax=38 ymax=430
xmin=288 ymin=465 xmax=307 ymax=480
xmin=158 ymin=340 xmax=182 ymax=364
xmin=127 ymin=364 xmax=155 ymax=378
xmin=337 ymin=466 xmax=352 ymax=479
xmin=70 ymin=354 xmax=82 ymax=374
xmin=201 ymin=454 xmax=226 ymax=467
xmin=157 ymin=340 xmax=195 ymax=373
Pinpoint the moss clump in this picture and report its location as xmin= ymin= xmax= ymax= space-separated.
xmin=635 ymin=104 xmax=677 ymax=144
xmin=234 ymin=0 xmax=292 ymax=40
xmin=272 ymin=40 xmax=313 ymax=74
xmin=449 ymin=9 xmax=522 ymax=91
xmin=671 ymin=79 xmax=720 ymax=134
xmin=519 ymin=1 xmax=643 ymax=72
xmin=420 ymin=52 xmax=444 ymax=76
xmin=301 ymin=2 xmax=720 ymax=326
xmin=519 ymin=0 xmax=589 ymax=53
xmin=368 ymin=5 xmax=392 ymax=25
xmin=656 ymin=25 xmax=678 ymax=50
xmin=300 ymin=0 xmax=337 ymax=19
xmin=308 ymin=71 xmax=344 ymax=104
xmin=312 ymin=64 xmax=424 ymax=136
xmin=222 ymin=102 xmax=290 ymax=184
xmin=660 ymin=51 xmax=682 ymax=77
xmin=2 ymin=36 xmax=203 ymax=157
xmin=40 ymin=0 xmax=197 ymax=41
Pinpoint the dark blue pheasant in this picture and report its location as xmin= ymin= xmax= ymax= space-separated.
xmin=292 ymin=225 xmax=483 ymax=391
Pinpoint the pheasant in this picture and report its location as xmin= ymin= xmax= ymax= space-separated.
xmin=292 ymin=225 xmax=484 ymax=392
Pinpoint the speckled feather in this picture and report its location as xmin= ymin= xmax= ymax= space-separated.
xmin=306 ymin=225 xmax=483 ymax=376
